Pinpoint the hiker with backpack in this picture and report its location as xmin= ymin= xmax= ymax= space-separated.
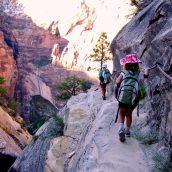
xmin=99 ymin=63 xmax=111 ymax=100
xmin=115 ymin=54 xmax=149 ymax=142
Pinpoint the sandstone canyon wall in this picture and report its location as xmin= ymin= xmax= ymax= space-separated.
xmin=1 ymin=0 xmax=136 ymax=116
xmin=3 ymin=0 xmax=172 ymax=171
xmin=111 ymin=0 xmax=172 ymax=167
xmin=50 ymin=0 xmax=136 ymax=74
xmin=0 ymin=106 xmax=32 ymax=172
xmin=0 ymin=31 xmax=17 ymax=97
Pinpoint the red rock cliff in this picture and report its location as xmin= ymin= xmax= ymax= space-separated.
xmin=0 ymin=31 xmax=18 ymax=97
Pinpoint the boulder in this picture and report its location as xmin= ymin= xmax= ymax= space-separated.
xmin=0 ymin=107 xmax=31 ymax=171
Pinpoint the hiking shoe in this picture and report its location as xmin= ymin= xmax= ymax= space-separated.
xmin=102 ymin=96 xmax=106 ymax=100
xmin=125 ymin=130 xmax=131 ymax=137
xmin=119 ymin=129 xmax=125 ymax=142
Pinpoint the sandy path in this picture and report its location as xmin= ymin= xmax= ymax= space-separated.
xmin=72 ymin=89 xmax=149 ymax=172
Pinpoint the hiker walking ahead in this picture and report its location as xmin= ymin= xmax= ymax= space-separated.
xmin=99 ymin=63 xmax=111 ymax=100
xmin=115 ymin=54 xmax=149 ymax=142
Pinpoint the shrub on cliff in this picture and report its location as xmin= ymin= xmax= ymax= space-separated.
xmin=0 ymin=87 xmax=7 ymax=95
xmin=129 ymin=0 xmax=152 ymax=15
xmin=55 ymin=76 xmax=92 ymax=100
xmin=8 ymin=98 xmax=21 ymax=116
xmin=0 ymin=76 xmax=21 ymax=116
xmin=0 ymin=76 xmax=7 ymax=107
xmin=0 ymin=76 xmax=7 ymax=96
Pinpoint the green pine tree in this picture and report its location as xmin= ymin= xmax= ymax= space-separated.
xmin=89 ymin=32 xmax=112 ymax=68
xmin=55 ymin=76 xmax=92 ymax=100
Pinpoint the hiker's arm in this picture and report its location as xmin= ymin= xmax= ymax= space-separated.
xmin=99 ymin=76 xmax=104 ymax=83
xmin=144 ymin=68 xmax=150 ymax=78
xmin=116 ymin=74 xmax=123 ymax=86
xmin=98 ymin=70 xmax=102 ymax=78
xmin=98 ymin=70 xmax=104 ymax=83
xmin=109 ymin=70 xmax=112 ymax=81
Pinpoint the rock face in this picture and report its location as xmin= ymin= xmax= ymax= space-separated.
xmin=7 ymin=96 xmax=63 ymax=172
xmin=0 ymin=31 xmax=17 ymax=97
xmin=9 ymin=86 xmax=151 ymax=172
xmin=0 ymin=0 xmax=136 ymax=116
xmin=0 ymin=13 xmax=68 ymax=117
xmin=0 ymin=107 xmax=31 ymax=152
xmin=28 ymin=95 xmax=59 ymax=134
xmin=51 ymin=0 xmax=136 ymax=73
xmin=44 ymin=87 xmax=150 ymax=172
xmin=0 ymin=106 xmax=31 ymax=171
xmin=3 ymin=1 xmax=172 ymax=171
xmin=111 ymin=0 xmax=172 ymax=169
xmin=9 ymin=117 xmax=64 ymax=172
xmin=15 ymin=71 xmax=55 ymax=121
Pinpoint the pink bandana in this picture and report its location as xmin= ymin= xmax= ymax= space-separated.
xmin=120 ymin=54 xmax=142 ymax=65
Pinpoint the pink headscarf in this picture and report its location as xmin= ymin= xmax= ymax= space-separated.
xmin=120 ymin=54 xmax=142 ymax=65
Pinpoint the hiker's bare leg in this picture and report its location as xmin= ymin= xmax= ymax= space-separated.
xmin=124 ymin=108 xmax=134 ymax=137
xmin=118 ymin=107 xmax=127 ymax=131
xmin=118 ymin=107 xmax=127 ymax=142
xmin=100 ymin=84 xmax=106 ymax=99
xmin=126 ymin=108 xmax=134 ymax=128
xmin=118 ymin=107 xmax=126 ymax=123
xmin=104 ymin=85 xmax=106 ymax=96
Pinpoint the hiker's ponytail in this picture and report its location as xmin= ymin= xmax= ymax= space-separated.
xmin=125 ymin=63 xmax=140 ymax=72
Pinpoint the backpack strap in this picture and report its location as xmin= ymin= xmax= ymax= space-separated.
xmin=115 ymin=105 xmax=120 ymax=123
xmin=137 ymin=103 xmax=139 ymax=117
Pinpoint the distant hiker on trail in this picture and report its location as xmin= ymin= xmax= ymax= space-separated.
xmin=115 ymin=54 xmax=149 ymax=142
xmin=99 ymin=63 xmax=111 ymax=100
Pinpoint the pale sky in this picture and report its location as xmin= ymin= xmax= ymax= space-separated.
xmin=19 ymin=0 xmax=80 ymax=26
xmin=18 ymin=0 xmax=133 ymax=40
xmin=18 ymin=0 xmax=113 ymax=37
